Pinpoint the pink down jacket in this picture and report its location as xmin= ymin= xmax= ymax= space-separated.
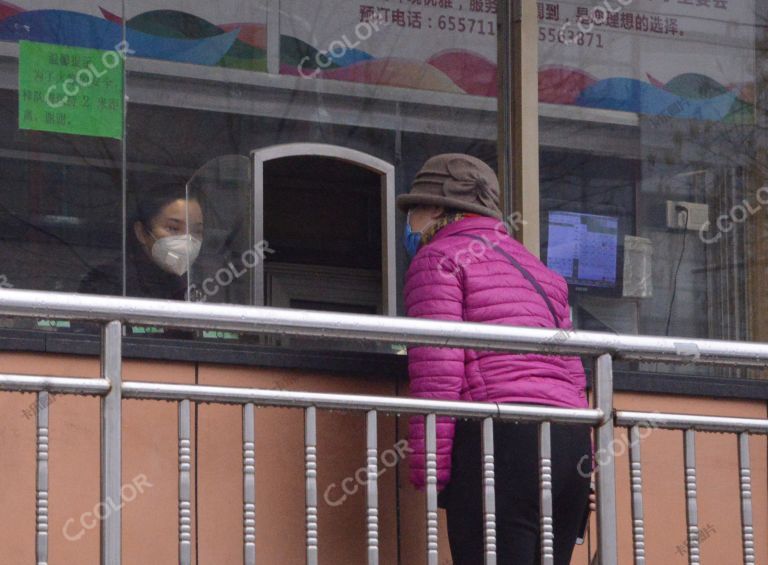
xmin=404 ymin=216 xmax=588 ymax=490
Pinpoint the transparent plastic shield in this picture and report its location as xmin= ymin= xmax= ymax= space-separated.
xmin=184 ymin=155 xmax=253 ymax=306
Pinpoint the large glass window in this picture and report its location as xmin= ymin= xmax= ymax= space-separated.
xmin=538 ymin=0 xmax=765 ymax=378
xmin=0 ymin=0 xmax=499 ymax=348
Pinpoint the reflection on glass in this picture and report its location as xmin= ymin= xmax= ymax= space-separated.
xmin=1 ymin=0 xmax=500 ymax=356
xmin=186 ymin=155 xmax=253 ymax=305
xmin=538 ymin=0 xmax=765 ymax=379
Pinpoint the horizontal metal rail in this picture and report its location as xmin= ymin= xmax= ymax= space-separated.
xmin=0 ymin=372 xmax=605 ymax=423
xmin=0 ymin=375 xmax=111 ymax=395
xmin=1 ymin=289 xmax=768 ymax=365
xmin=10 ymin=380 xmax=768 ymax=437
xmin=122 ymin=381 xmax=604 ymax=423
xmin=616 ymin=411 xmax=768 ymax=434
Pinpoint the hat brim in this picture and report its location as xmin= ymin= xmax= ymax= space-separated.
xmin=396 ymin=193 xmax=502 ymax=219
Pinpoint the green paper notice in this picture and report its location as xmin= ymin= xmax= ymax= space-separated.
xmin=18 ymin=40 xmax=124 ymax=139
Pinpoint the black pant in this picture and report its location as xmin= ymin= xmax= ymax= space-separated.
xmin=439 ymin=419 xmax=591 ymax=565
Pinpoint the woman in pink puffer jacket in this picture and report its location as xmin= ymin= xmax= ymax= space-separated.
xmin=398 ymin=154 xmax=591 ymax=565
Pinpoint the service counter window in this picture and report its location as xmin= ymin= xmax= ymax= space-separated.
xmin=0 ymin=0 xmax=499 ymax=354
xmin=537 ymin=0 xmax=766 ymax=379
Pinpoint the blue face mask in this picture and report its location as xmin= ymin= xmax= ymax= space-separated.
xmin=403 ymin=217 xmax=422 ymax=259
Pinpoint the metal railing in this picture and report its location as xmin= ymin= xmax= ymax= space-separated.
xmin=0 ymin=289 xmax=767 ymax=565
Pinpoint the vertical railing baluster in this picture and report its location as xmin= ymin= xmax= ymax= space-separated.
xmin=684 ymin=429 xmax=700 ymax=565
xmin=482 ymin=417 xmax=497 ymax=565
xmin=101 ymin=320 xmax=122 ymax=565
xmin=738 ymin=432 xmax=755 ymax=565
xmin=594 ymin=353 xmax=618 ymax=565
xmin=629 ymin=425 xmax=645 ymax=565
xmin=243 ymin=403 xmax=256 ymax=565
xmin=36 ymin=391 xmax=49 ymax=565
xmin=305 ymin=407 xmax=319 ymax=565
xmin=366 ymin=410 xmax=379 ymax=565
xmin=539 ymin=421 xmax=554 ymax=565
xmin=178 ymin=399 xmax=192 ymax=565
xmin=425 ymin=413 xmax=438 ymax=565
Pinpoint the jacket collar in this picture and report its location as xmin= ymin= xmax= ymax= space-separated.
xmin=429 ymin=215 xmax=504 ymax=244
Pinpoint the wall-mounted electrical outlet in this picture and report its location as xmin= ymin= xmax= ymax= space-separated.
xmin=666 ymin=201 xmax=709 ymax=231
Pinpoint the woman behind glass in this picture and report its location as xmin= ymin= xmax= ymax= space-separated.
xmin=80 ymin=182 xmax=204 ymax=300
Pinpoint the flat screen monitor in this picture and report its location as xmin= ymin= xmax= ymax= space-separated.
xmin=546 ymin=211 xmax=620 ymax=290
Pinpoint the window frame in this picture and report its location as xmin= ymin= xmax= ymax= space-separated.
xmin=251 ymin=143 xmax=397 ymax=315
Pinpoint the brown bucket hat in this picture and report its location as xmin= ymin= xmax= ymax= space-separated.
xmin=396 ymin=154 xmax=502 ymax=219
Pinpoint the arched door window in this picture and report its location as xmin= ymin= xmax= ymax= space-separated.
xmin=252 ymin=143 xmax=396 ymax=316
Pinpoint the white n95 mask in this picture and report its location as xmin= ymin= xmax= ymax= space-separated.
xmin=151 ymin=234 xmax=202 ymax=276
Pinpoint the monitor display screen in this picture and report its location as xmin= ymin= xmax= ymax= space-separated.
xmin=546 ymin=211 xmax=619 ymax=288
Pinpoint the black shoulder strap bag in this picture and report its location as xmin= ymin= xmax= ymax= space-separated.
xmin=436 ymin=234 xmax=565 ymax=508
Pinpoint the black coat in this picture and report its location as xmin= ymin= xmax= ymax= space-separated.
xmin=80 ymin=250 xmax=193 ymax=300
xmin=79 ymin=251 xmax=202 ymax=339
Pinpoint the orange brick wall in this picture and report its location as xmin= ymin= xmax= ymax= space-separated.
xmin=0 ymin=352 xmax=765 ymax=564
